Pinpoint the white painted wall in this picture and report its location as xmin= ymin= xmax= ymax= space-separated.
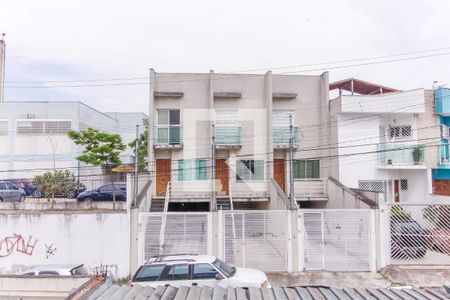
xmin=336 ymin=113 xmax=430 ymax=203
xmin=0 ymin=212 xmax=130 ymax=279
xmin=339 ymin=89 xmax=425 ymax=114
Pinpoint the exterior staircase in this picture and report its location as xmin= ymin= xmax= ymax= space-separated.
xmin=150 ymin=198 xmax=165 ymax=212
xmin=216 ymin=197 xmax=231 ymax=210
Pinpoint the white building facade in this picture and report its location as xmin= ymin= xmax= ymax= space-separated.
xmin=330 ymin=79 xmax=440 ymax=203
xmin=0 ymin=101 xmax=146 ymax=181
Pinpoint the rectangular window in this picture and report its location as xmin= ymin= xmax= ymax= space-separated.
xmin=158 ymin=109 xmax=180 ymax=125
xmin=193 ymin=263 xmax=219 ymax=279
xmin=157 ymin=110 xmax=181 ymax=145
xmin=166 ymin=264 xmax=189 ymax=281
xmin=16 ymin=120 xmax=71 ymax=135
xmin=133 ymin=265 xmax=165 ymax=282
xmin=178 ymin=160 xmax=207 ymax=181
xmin=236 ymin=160 xmax=264 ymax=181
xmin=293 ymin=160 xmax=320 ymax=179
xmin=0 ymin=121 xmax=8 ymax=135
xmin=388 ymin=125 xmax=412 ymax=141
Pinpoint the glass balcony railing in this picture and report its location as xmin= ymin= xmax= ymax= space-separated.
xmin=273 ymin=126 xmax=299 ymax=147
xmin=439 ymin=144 xmax=450 ymax=165
xmin=378 ymin=144 xmax=425 ymax=166
xmin=215 ymin=126 xmax=242 ymax=146
xmin=154 ymin=125 xmax=182 ymax=146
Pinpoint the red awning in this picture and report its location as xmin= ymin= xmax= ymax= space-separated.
xmin=329 ymin=78 xmax=399 ymax=95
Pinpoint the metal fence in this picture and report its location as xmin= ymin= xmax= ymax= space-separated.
xmin=300 ymin=209 xmax=373 ymax=271
xmin=139 ymin=212 xmax=212 ymax=263
xmin=221 ymin=210 xmax=290 ymax=272
xmin=389 ymin=204 xmax=450 ymax=265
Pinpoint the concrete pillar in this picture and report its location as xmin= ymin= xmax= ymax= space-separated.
xmin=129 ymin=207 xmax=140 ymax=275
xmin=265 ymin=71 xmax=273 ymax=180
xmin=148 ymin=69 xmax=156 ymax=204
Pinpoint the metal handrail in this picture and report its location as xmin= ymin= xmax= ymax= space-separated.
xmin=229 ymin=188 xmax=236 ymax=238
xmin=159 ymin=181 xmax=171 ymax=255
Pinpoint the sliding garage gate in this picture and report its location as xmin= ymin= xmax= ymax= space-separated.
xmin=300 ymin=209 xmax=373 ymax=271
xmin=222 ymin=210 xmax=290 ymax=272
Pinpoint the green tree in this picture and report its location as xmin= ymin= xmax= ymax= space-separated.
xmin=68 ymin=128 xmax=126 ymax=209
xmin=128 ymin=119 xmax=148 ymax=172
xmin=32 ymin=170 xmax=81 ymax=209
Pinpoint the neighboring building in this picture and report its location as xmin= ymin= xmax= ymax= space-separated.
xmin=0 ymin=38 xmax=5 ymax=102
xmin=432 ymin=87 xmax=450 ymax=196
xmin=330 ymin=78 xmax=441 ymax=203
xmin=147 ymin=70 xmax=376 ymax=212
xmin=0 ymin=101 xmax=146 ymax=183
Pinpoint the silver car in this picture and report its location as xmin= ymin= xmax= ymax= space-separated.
xmin=21 ymin=264 xmax=89 ymax=276
xmin=0 ymin=182 xmax=26 ymax=202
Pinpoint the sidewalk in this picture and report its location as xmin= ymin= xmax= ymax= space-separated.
xmin=268 ymin=266 xmax=450 ymax=288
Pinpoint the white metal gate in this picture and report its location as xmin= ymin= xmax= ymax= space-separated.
xmin=221 ymin=210 xmax=290 ymax=272
xmin=389 ymin=204 xmax=450 ymax=265
xmin=300 ymin=209 xmax=373 ymax=271
xmin=139 ymin=212 xmax=212 ymax=263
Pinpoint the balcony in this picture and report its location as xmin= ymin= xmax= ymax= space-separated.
xmin=294 ymin=179 xmax=328 ymax=201
xmin=435 ymin=88 xmax=450 ymax=116
xmin=273 ymin=126 xmax=299 ymax=148
xmin=377 ymin=143 xmax=425 ymax=169
xmin=154 ymin=125 xmax=183 ymax=149
xmin=215 ymin=125 xmax=242 ymax=149
xmin=439 ymin=144 xmax=450 ymax=166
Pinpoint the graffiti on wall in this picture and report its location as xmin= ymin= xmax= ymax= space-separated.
xmin=45 ymin=243 xmax=57 ymax=259
xmin=0 ymin=234 xmax=38 ymax=258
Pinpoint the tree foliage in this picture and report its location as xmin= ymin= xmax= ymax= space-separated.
xmin=32 ymin=170 xmax=79 ymax=200
xmin=68 ymin=128 xmax=126 ymax=166
xmin=128 ymin=119 xmax=148 ymax=172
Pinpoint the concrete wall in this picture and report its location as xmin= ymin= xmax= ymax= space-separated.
xmin=338 ymin=89 xmax=425 ymax=114
xmin=417 ymin=90 xmax=440 ymax=168
xmin=0 ymin=212 xmax=130 ymax=279
xmin=0 ymin=276 xmax=91 ymax=299
xmin=0 ymin=39 xmax=4 ymax=102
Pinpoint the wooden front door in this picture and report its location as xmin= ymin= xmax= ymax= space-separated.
xmin=216 ymin=159 xmax=229 ymax=195
xmin=156 ymin=159 xmax=171 ymax=196
xmin=394 ymin=179 xmax=400 ymax=203
xmin=274 ymin=159 xmax=286 ymax=191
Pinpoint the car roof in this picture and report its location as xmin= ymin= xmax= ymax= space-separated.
xmin=144 ymin=254 xmax=216 ymax=265
xmin=21 ymin=264 xmax=84 ymax=273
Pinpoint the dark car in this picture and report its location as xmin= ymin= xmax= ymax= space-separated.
xmin=77 ymin=183 xmax=126 ymax=202
xmin=0 ymin=179 xmax=38 ymax=196
xmin=391 ymin=215 xmax=427 ymax=259
xmin=32 ymin=183 xmax=86 ymax=199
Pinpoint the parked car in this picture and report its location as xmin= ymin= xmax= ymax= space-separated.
xmin=32 ymin=183 xmax=86 ymax=199
xmin=21 ymin=264 xmax=89 ymax=276
xmin=391 ymin=215 xmax=427 ymax=259
xmin=0 ymin=182 xmax=26 ymax=202
xmin=427 ymin=228 xmax=450 ymax=254
xmin=77 ymin=183 xmax=126 ymax=202
xmin=0 ymin=179 xmax=38 ymax=196
xmin=131 ymin=254 xmax=271 ymax=288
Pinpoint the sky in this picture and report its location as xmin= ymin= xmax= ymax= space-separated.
xmin=1 ymin=0 xmax=450 ymax=113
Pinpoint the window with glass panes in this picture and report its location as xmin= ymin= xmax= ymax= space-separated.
xmin=294 ymin=160 xmax=320 ymax=179
xmin=236 ymin=160 xmax=264 ymax=181
xmin=157 ymin=109 xmax=181 ymax=144
xmin=178 ymin=160 xmax=207 ymax=181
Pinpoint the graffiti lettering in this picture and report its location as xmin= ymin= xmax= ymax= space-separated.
xmin=45 ymin=243 xmax=57 ymax=259
xmin=0 ymin=234 xmax=38 ymax=258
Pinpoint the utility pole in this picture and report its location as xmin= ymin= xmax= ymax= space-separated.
xmin=211 ymin=124 xmax=216 ymax=211
xmin=134 ymin=125 xmax=139 ymax=207
xmin=289 ymin=115 xmax=295 ymax=209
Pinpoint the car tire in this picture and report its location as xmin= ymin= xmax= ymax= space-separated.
xmin=84 ymin=197 xmax=93 ymax=203
xmin=66 ymin=191 xmax=76 ymax=199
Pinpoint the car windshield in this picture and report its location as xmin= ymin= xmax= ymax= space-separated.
xmin=212 ymin=258 xmax=235 ymax=278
